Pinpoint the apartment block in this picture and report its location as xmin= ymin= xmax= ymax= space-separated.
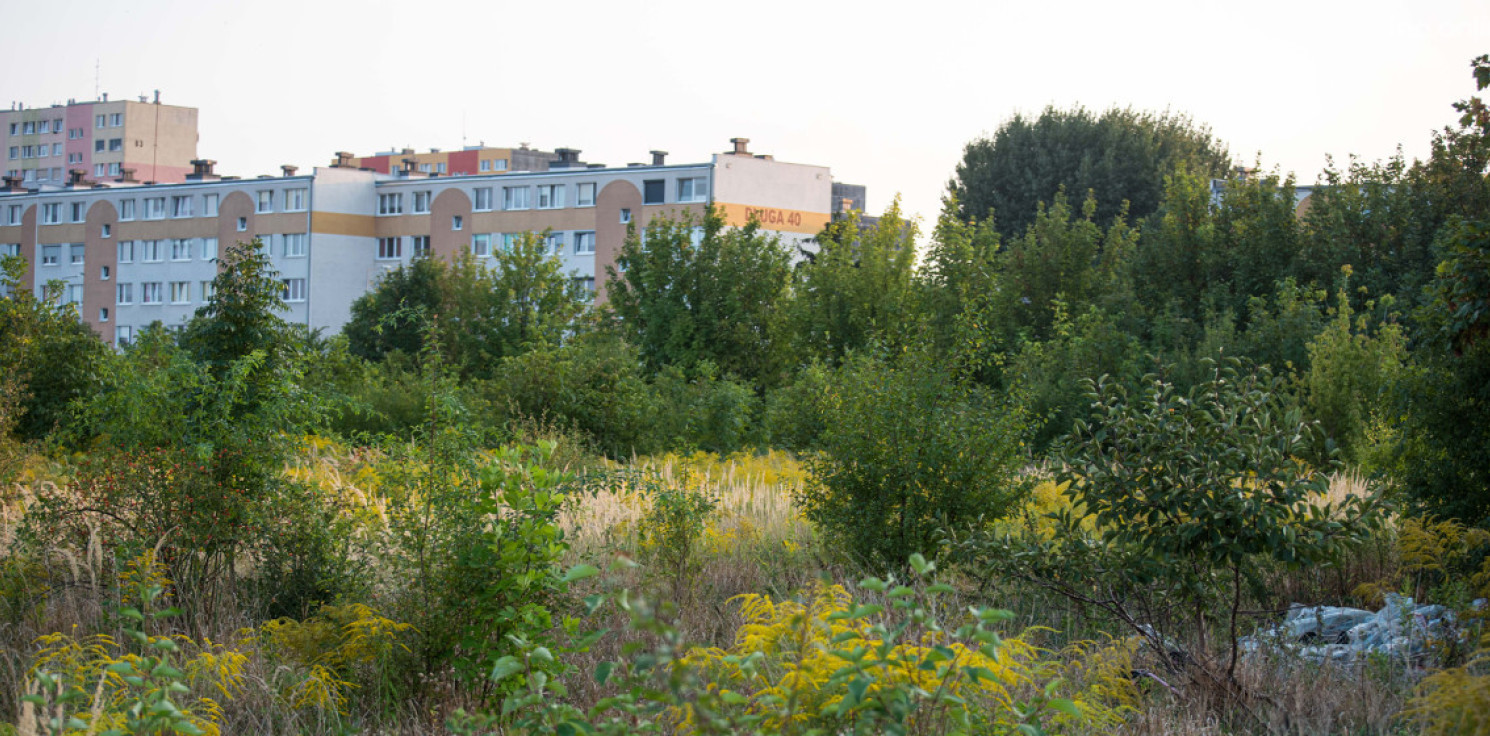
xmin=1 ymin=93 xmax=199 ymax=187
xmin=337 ymin=144 xmax=560 ymax=176
xmin=0 ymin=138 xmax=848 ymax=346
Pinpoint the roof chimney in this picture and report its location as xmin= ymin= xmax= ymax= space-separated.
xmin=186 ymin=159 xmax=219 ymax=181
xmin=650 ymin=150 xmax=668 ymax=166
xmin=1 ymin=176 xmax=25 ymax=192
xmin=153 ymin=89 xmax=160 ymax=104
xmin=67 ymin=169 xmax=89 ymax=187
xmin=730 ymin=137 xmax=750 ymax=156
xmin=331 ymin=151 xmax=355 ymax=168
xmin=117 ymin=167 xmax=138 ymax=183
xmin=553 ymin=148 xmax=582 ymax=169
xmin=281 ymin=164 xmax=299 ymax=177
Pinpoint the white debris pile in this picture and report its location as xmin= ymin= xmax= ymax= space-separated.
xmin=1241 ymin=594 xmax=1475 ymax=664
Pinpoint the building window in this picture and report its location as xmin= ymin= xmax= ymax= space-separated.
xmin=94 ymin=163 xmax=107 ymax=177
xmin=201 ymin=281 xmax=215 ymax=301
xmin=574 ymin=231 xmax=596 ymax=255
xmin=170 ymin=281 xmax=191 ymax=304
xmin=68 ymin=127 xmax=80 ymax=140
xmin=143 ymin=198 xmax=165 ymax=220
xmin=6 ymin=205 xmax=19 ymax=226
xmin=67 ymin=285 xmax=82 ymax=305
xmin=479 ymin=160 xmax=491 ymax=172
xmin=52 ymin=143 xmax=62 ymax=157
xmin=99 ymin=307 xmax=109 ymax=322
xmin=119 ymin=199 xmax=136 ymax=221
xmin=412 ymin=191 xmax=431 ymax=214
xmin=502 ymin=186 xmax=529 ymax=211
xmin=170 ymin=239 xmax=192 ymax=261
xmin=95 ymin=140 xmax=105 ymax=153
xmin=116 ymin=325 xmax=132 ymax=346
xmin=678 ymin=177 xmax=708 ymax=203
xmin=258 ymin=234 xmax=275 ymax=254
xmin=117 ymin=241 xmax=134 ymax=263
xmin=170 ymin=195 xmax=193 ymax=218
xmin=203 ymin=194 xmax=219 ymax=217
xmin=500 ymin=233 xmax=521 ymax=252
xmin=202 ymin=238 xmax=218 ymax=260
xmin=6 ymin=147 xmax=16 ymax=160
xmin=100 ymin=265 xmax=110 ymax=280
xmin=117 ymin=283 xmax=133 ymax=304
xmin=451 ymin=215 xmax=463 ymax=231
xmin=256 ymin=191 xmax=273 ymax=214
xmin=141 ymin=282 xmax=162 ymax=304
xmin=236 ymin=217 xmax=247 ymax=232
xmin=471 ymin=233 xmax=491 ymax=257
xmin=643 ymin=179 xmax=665 ymax=204
xmin=109 ymin=113 xmax=123 ymax=127
xmin=37 ymin=144 xmax=48 ymax=159
xmin=619 ymin=208 xmax=631 ymax=224
xmin=412 ymin=236 xmax=430 ymax=258
xmin=572 ymin=276 xmax=596 ymax=295
xmin=95 ymin=115 xmax=106 ymax=129
xmin=544 ymin=231 xmax=565 ymax=255
xmin=377 ymin=237 xmax=402 ymax=260
xmin=108 ymin=163 xmax=120 ymax=176
xmin=41 ymin=245 xmax=59 ymax=265
xmin=537 ymin=184 xmax=565 ymax=209
xmin=284 ymin=188 xmax=307 ymax=212
xmin=418 ymin=163 xmax=431 ymax=173
xmin=282 ymin=278 xmax=306 ymax=302
xmin=377 ymin=193 xmax=403 ymax=215
xmin=101 ymin=223 xmax=111 ymax=238
xmin=577 ymin=183 xmax=596 ymax=207
xmin=70 ymin=202 xmax=85 ymax=223
xmin=42 ymin=203 xmax=62 ymax=224
xmin=108 ymin=138 xmax=123 ymax=152
xmin=141 ymin=240 xmax=163 ymax=262
xmin=474 ymin=187 xmax=493 ymax=211
xmin=283 ymin=233 xmax=307 ymax=257
xmin=69 ymin=244 xmax=85 ymax=264
xmin=493 ymin=159 xmax=508 ymax=172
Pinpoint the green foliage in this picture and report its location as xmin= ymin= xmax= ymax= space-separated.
xmin=486 ymin=332 xmax=660 ymax=457
xmin=1300 ymin=277 xmax=1407 ymax=466
xmin=343 ymin=239 xmax=587 ymax=380
xmin=606 ymin=207 xmax=794 ymax=388
xmin=796 ymin=351 xmax=1031 ymax=568
xmin=636 ymin=473 xmax=717 ymax=601
xmin=950 ymin=105 xmax=1231 ymax=236
xmin=342 ymin=255 xmax=442 ymax=363
xmin=788 ymin=202 xmax=918 ymax=364
xmin=0 ymin=255 xmax=108 ymax=440
xmin=180 ymin=237 xmax=290 ymax=381
xmin=1006 ymin=302 xmax=1142 ymax=452
xmin=959 ymin=359 xmax=1383 ymax=683
xmin=650 ymin=363 xmax=761 ymax=453
xmin=762 ymin=360 xmax=832 ymax=451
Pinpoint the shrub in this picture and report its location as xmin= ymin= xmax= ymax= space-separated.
xmin=796 ymin=351 xmax=1031 ymax=568
xmin=956 ymin=358 xmax=1384 ymax=690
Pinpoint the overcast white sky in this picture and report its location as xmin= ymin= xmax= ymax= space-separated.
xmin=5 ymin=0 xmax=1487 ymax=228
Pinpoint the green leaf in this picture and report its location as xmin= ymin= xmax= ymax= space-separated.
xmin=562 ymin=564 xmax=600 ymax=583
xmin=594 ymin=661 xmax=614 ymax=684
xmin=1048 ymin=697 xmax=1083 ymax=719
xmin=490 ymin=655 xmax=524 ymax=682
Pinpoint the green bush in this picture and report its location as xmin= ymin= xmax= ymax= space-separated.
xmin=762 ymin=360 xmax=833 ymax=451
xmin=796 ymin=351 xmax=1032 ymax=568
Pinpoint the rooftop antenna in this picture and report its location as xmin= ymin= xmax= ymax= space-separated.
xmin=94 ymin=58 xmax=100 ymax=100
xmin=462 ymin=110 xmax=467 ymax=148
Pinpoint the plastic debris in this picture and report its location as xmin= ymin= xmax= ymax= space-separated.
xmin=1240 ymin=594 xmax=1463 ymax=665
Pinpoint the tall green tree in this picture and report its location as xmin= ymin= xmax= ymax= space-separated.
xmin=605 ymin=207 xmax=794 ymax=388
xmin=0 ymin=255 xmax=108 ymax=440
xmin=343 ymin=255 xmax=443 ymax=362
xmin=950 ymin=106 xmax=1231 ymax=236
xmin=789 ymin=200 xmax=918 ymax=364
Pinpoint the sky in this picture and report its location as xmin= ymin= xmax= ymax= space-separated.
xmin=4 ymin=0 xmax=1487 ymax=228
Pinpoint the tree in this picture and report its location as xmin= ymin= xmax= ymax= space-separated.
xmin=956 ymin=359 xmax=1380 ymax=694
xmin=950 ymin=106 xmax=1231 ymax=237
xmin=343 ymin=237 xmax=588 ymax=380
xmin=605 ymin=207 xmax=794 ymax=388
xmin=0 ymin=255 xmax=108 ymax=440
xmin=788 ymin=200 xmax=918 ymax=364
xmin=180 ymin=237 xmax=289 ymax=377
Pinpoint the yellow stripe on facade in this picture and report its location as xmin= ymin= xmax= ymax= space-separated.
xmin=714 ymin=202 xmax=829 ymax=235
xmin=310 ymin=211 xmax=377 ymax=237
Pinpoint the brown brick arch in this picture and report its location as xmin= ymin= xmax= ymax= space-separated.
xmin=430 ymin=188 xmax=473 ymax=261
xmin=595 ymin=180 xmax=641 ymax=304
xmin=84 ymin=200 xmax=119 ymax=342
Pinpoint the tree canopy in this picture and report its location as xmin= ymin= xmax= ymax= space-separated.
xmin=949 ymin=106 xmax=1232 ymax=236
